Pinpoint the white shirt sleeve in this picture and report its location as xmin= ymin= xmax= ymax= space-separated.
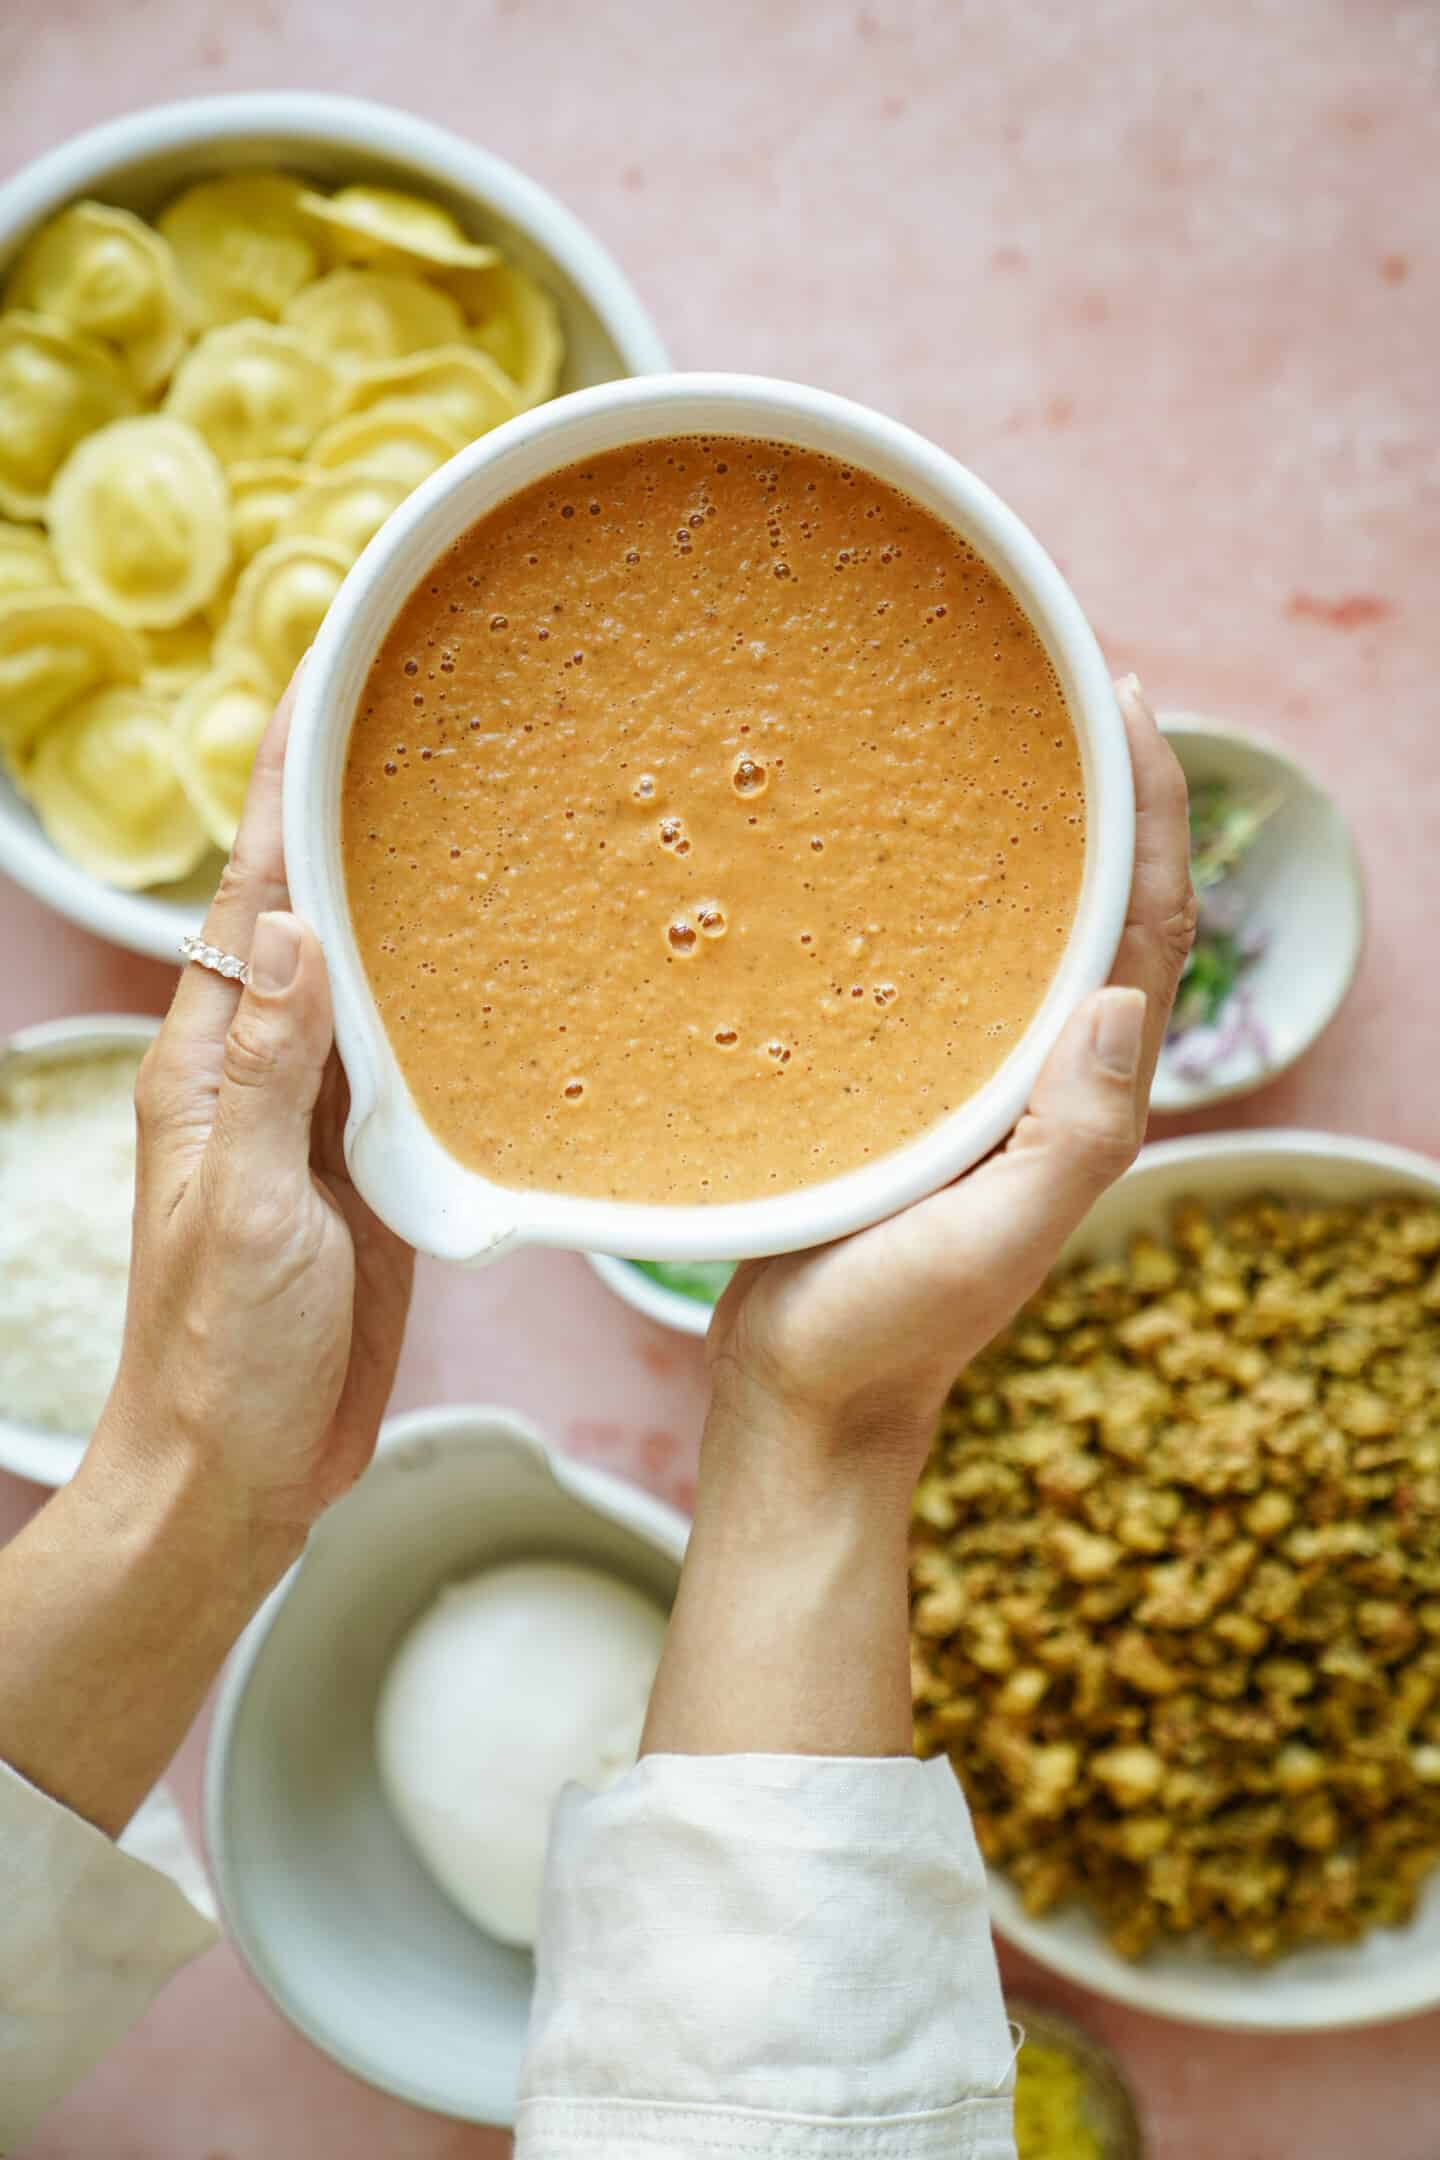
xmin=0 ymin=1760 xmax=220 ymax=2151
xmin=517 ymin=1754 xmax=1017 ymax=2160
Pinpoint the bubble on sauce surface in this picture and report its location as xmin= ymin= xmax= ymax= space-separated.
xmin=562 ymin=1079 xmax=586 ymax=1101
xmin=713 ymin=1027 xmax=738 ymax=1048
xmin=696 ymin=902 xmax=727 ymax=939
xmin=667 ymin=920 xmax=697 ymax=954
xmin=633 ymin=773 xmax=657 ymax=802
xmin=732 ymin=755 xmax=768 ymax=797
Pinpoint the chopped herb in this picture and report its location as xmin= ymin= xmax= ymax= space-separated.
xmin=1172 ymin=927 xmax=1243 ymax=1032
xmin=1187 ymin=779 xmax=1282 ymax=892
xmin=1164 ymin=775 xmax=1282 ymax=1082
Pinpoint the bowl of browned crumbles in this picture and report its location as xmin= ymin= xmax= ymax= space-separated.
xmin=910 ymin=1129 xmax=1440 ymax=2030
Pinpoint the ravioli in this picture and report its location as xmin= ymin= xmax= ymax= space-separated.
xmin=26 ymin=684 xmax=209 ymax=887
xmin=0 ymin=522 xmax=60 ymax=597
xmin=345 ymin=344 xmax=519 ymax=443
xmin=0 ymin=589 xmax=144 ymax=764
xmin=306 ymin=404 xmax=465 ymax=488
xmin=0 ymin=170 xmax=570 ymax=890
xmin=165 ymin=321 xmax=338 ymax=466
xmin=171 ymin=661 xmax=274 ymax=848
xmin=282 ymin=268 xmax=464 ymax=372
xmin=5 ymin=200 xmax=187 ymax=393
xmin=227 ymin=458 xmax=305 ymax=564
xmin=0 ymin=313 xmax=135 ymax=520
xmin=215 ymin=535 xmax=351 ymax=689
xmin=452 ymin=261 xmax=564 ymax=408
xmin=157 ymin=173 xmax=318 ymax=327
xmin=279 ymin=466 xmax=409 ymax=561
xmin=141 ymin=614 xmax=213 ymax=694
xmin=49 ymin=415 xmax=231 ymax=628
xmin=299 ymin=185 xmax=499 ymax=272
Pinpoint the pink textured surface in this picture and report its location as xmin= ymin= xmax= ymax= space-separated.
xmin=2 ymin=1 xmax=1438 ymax=2154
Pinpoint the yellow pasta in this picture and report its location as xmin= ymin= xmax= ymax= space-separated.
xmin=282 ymin=268 xmax=464 ymax=372
xmin=0 ymin=588 xmax=144 ymax=764
xmin=215 ymin=535 xmax=351 ymax=690
xmin=0 ymin=522 xmax=59 ymax=597
xmin=164 ymin=321 xmax=338 ymax=466
xmin=156 ymin=172 xmax=318 ymax=328
xmin=306 ymin=403 xmax=465 ymax=488
xmin=25 ymin=684 xmax=209 ymax=887
xmin=0 ymin=312 xmax=135 ymax=521
xmin=141 ymin=614 xmax=212 ymax=694
xmin=279 ymin=466 xmax=409 ymax=562
xmin=5 ymin=200 xmax=186 ymax=394
xmin=451 ymin=261 xmax=563 ymax=409
xmin=227 ymin=459 xmax=306 ymax=564
xmin=171 ymin=660 xmax=274 ymax=848
xmin=299 ymin=185 xmax=499 ymax=272
xmin=345 ymin=344 xmax=519 ymax=442
xmin=0 ymin=172 xmax=571 ymax=886
xmin=48 ymin=415 xmax=231 ymax=629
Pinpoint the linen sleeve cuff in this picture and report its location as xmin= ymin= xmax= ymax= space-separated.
xmin=0 ymin=1759 xmax=220 ymax=2148
xmin=518 ymin=1753 xmax=1015 ymax=2155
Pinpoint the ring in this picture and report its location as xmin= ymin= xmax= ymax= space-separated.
xmin=179 ymin=933 xmax=251 ymax=986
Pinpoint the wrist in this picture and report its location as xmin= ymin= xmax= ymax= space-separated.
xmin=82 ymin=1411 xmax=305 ymax=1614
xmin=700 ymin=1378 xmax=933 ymax=1523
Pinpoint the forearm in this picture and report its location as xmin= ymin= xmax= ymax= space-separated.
xmin=0 ymin=1424 xmax=300 ymax=1837
xmin=642 ymin=1397 xmax=920 ymax=1758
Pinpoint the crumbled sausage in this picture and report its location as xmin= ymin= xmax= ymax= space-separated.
xmin=911 ymin=1194 xmax=1440 ymax=1960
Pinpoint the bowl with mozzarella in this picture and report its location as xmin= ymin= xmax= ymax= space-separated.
xmin=205 ymin=1401 xmax=687 ymax=2124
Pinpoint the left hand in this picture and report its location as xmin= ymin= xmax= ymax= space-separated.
xmin=103 ymin=670 xmax=414 ymax=1548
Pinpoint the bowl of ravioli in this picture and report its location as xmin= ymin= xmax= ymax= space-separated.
xmin=0 ymin=91 xmax=668 ymax=961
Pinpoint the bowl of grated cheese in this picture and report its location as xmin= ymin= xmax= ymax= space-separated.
xmin=0 ymin=1012 xmax=155 ymax=1487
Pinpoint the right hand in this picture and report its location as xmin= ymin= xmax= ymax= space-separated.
xmin=705 ymin=676 xmax=1195 ymax=1491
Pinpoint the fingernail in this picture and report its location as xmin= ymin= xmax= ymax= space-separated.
xmin=1093 ymin=987 xmax=1146 ymax=1077
xmin=251 ymin=912 xmax=300 ymax=993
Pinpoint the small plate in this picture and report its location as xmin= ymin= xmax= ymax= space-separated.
xmin=1153 ymin=714 xmax=1365 ymax=1113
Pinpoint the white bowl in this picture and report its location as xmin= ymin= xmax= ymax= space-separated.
xmin=0 ymin=1011 xmax=156 ymax=1489
xmin=287 ymin=371 xmax=1136 ymax=1267
xmin=204 ymin=1404 xmax=688 ymax=2125
xmin=0 ymin=92 xmax=670 ymax=964
xmin=1153 ymin=714 xmax=1366 ymax=1113
xmin=987 ymin=1127 xmax=1440 ymax=2030
xmin=586 ymin=1252 xmax=721 ymax=1338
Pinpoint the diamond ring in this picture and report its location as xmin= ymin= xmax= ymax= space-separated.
xmin=179 ymin=933 xmax=251 ymax=986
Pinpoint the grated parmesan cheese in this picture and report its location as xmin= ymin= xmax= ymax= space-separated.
xmin=0 ymin=1046 xmax=142 ymax=1436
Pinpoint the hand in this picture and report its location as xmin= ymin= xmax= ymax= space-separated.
xmin=705 ymin=677 xmax=1194 ymax=1490
xmin=103 ymin=670 xmax=415 ymax=1552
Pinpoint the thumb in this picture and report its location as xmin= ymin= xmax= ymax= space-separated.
xmin=211 ymin=913 xmax=334 ymax=1180
xmin=1002 ymin=985 xmax=1148 ymax=1232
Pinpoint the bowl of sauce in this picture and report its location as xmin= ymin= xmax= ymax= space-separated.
xmin=286 ymin=373 xmax=1135 ymax=1263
